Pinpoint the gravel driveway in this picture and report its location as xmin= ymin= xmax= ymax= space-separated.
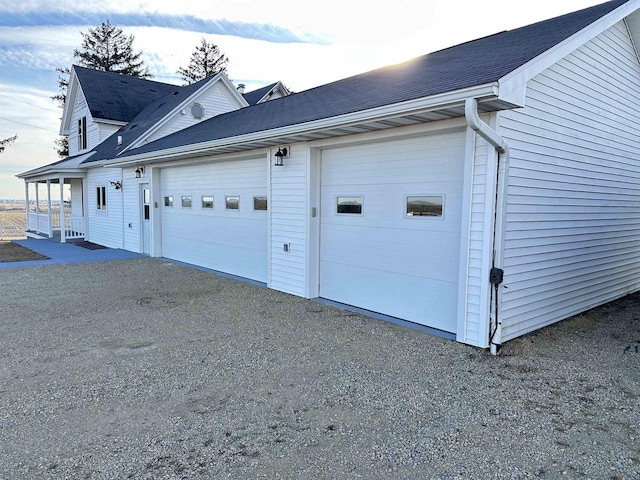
xmin=0 ymin=258 xmax=638 ymax=479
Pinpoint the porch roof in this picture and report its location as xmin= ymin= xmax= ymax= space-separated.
xmin=16 ymin=152 xmax=93 ymax=182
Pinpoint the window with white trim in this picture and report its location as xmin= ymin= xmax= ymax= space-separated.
xmin=225 ymin=196 xmax=239 ymax=210
xmin=202 ymin=196 xmax=214 ymax=209
xmin=253 ymin=196 xmax=267 ymax=211
xmin=96 ymin=186 xmax=107 ymax=211
xmin=78 ymin=116 xmax=87 ymax=151
xmin=405 ymin=195 xmax=443 ymax=218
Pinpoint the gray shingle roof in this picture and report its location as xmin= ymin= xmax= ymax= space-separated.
xmin=81 ymin=0 xmax=627 ymax=164
xmin=74 ymin=66 xmax=180 ymax=122
xmin=243 ymin=83 xmax=279 ymax=105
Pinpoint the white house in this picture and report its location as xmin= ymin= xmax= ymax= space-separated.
xmin=19 ymin=0 xmax=640 ymax=353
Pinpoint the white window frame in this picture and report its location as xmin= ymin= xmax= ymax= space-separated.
xmin=404 ymin=194 xmax=445 ymax=220
xmin=201 ymin=195 xmax=214 ymax=209
xmin=164 ymin=195 xmax=173 ymax=207
xmin=77 ymin=116 xmax=87 ymax=151
xmin=96 ymin=186 xmax=107 ymax=212
xmin=336 ymin=195 xmax=364 ymax=216
xmin=225 ymin=195 xmax=240 ymax=211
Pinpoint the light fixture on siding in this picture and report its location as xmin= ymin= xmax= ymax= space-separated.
xmin=109 ymin=181 xmax=122 ymax=190
xmin=135 ymin=166 xmax=144 ymax=178
xmin=274 ymin=147 xmax=288 ymax=167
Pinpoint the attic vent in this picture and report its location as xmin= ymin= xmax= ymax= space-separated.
xmin=190 ymin=103 xmax=205 ymax=119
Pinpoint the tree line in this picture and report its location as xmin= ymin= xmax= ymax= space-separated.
xmin=52 ymin=20 xmax=229 ymax=157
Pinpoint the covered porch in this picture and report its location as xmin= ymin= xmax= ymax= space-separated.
xmin=24 ymin=176 xmax=86 ymax=243
xmin=17 ymin=154 xmax=90 ymax=243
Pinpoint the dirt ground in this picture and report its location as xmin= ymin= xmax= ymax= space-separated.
xmin=0 ymin=241 xmax=48 ymax=262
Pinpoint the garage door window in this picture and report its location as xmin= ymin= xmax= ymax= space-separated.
xmin=202 ymin=195 xmax=214 ymax=209
xmin=337 ymin=196 xmax=363 ymax=215
xmin=225 ymin=196 xmax=239 ymax=210
xmin=164 ymin=195 xmax=173 ymax=207
xmin=181 ymin=195 xmax=192 ymax=208
xmin=253 ymin=196 xmax=267 ymax=211
xmin=405 ymin=195 xmax=443 ymax=218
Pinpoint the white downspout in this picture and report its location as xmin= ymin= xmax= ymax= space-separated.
xmin=465 ymin=98 xmax=510 ymax=355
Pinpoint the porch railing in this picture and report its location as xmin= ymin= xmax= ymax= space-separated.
xmin=27 ymin=212 xmax=51 ymax=236
xmin=63 ymin=216 xmax=85 ymax=240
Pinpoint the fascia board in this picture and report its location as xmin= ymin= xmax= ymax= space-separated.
xmin=93 ymin=118 xmax=127 ymax=126
xmin=257 ymin=83 xmax=281 ymax=104
xmin=499 ymin=0 xmax=640 ymax=103
xmin=106 ymin=83 xmax=500 ymax=167
xmin=60 ymin=68 xmax=80 ymax=135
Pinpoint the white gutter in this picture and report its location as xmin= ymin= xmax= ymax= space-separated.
xmin=465 ymin=97 xmax=509 ymax=356
xmin=106 ymin=83 xmax=503 ymax=167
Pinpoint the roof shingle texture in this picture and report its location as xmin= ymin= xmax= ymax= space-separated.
xmin=82 ymin=0 xmax=628 ymax=162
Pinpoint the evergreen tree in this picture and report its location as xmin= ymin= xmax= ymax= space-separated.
xmin=52 ymin=20 xmax=152 ymax=157
xmin=178 ymin=38 xmax=228 ymax=85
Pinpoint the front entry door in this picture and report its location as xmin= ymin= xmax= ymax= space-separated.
xmin=141 ymin=183 xmax=151 ymax=254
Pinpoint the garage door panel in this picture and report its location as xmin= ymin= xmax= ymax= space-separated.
xmin=320 ymin=263 xmax=459 ymax=331
xmin=320 ymin=132 xmax=465 ymax=332
xmin=163 ymin=236 xmax=267 ymax=281
xmin=161 ymin=158 xmax=268 ymax=282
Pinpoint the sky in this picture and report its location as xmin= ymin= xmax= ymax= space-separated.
xmin=0 ymin=0 xmax=609 ymax=200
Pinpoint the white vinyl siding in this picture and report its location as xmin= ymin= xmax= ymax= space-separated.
xmin=498 ymin=21 xmax=640 ymax=341
xmin=461 ymin=134 xmax=494 ymax=347
xmin=269 ymin=144 xmax=307 ymax=296
xmin=145 ymin=83 xmax=241 ymax=144
xmin=86 ymin=168 xmax=124 ymax=249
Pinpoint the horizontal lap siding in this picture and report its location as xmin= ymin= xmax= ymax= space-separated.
xmin=146 ymin=85 xmax=240 ymax=143
xmin=86 ymin=168 xmax=124 ymax=249
xmin=464 ymin=141 xmax=491 ymax=347
xmin=270 ymin=144 xmax=307 ymax=296
xmin=499 ymin=21 xmax=640 ymax=341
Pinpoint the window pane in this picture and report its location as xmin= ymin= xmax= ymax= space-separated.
xmin=202 ymin=195 xmax=214 ymax=209
xmin=253 ymin=196 xmax=267 ymax=211
xmin=164 ymin=196 xmax=173 ymax=207
xmin=181 ymin=195 xmax=192 ymax=208
xmin=406 ymin=196 xmax=443 ymax=217
xmin=225 ymin=196 xmax=239 ymax=210
xmin=337 ymin=196 xmax=363 ymax=214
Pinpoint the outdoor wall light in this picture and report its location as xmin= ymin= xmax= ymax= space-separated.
xmin=274 ymin=147 xmax=288 ymax=166
xmin=110 ymin=181 xmax=122 ymax=190
xmin=135 ymin=166 xmax=144 ymax=178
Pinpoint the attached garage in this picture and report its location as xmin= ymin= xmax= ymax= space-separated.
xmin=319 ymin=130 xmax=467 ymax=333
xmin=160 ymin=157 xmax=269 ymax=283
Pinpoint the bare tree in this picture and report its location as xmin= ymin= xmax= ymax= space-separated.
xmin=0 ymin=135 xmax=17 ymax=154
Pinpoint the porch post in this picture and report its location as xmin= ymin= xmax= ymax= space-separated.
xmin=35 ymin=183 xmax=40 ymax=233
xmin=59 ymin=176 xmax=66 ymax=243
xmin=24 ymin=181 xmax=29 ymax=232
xmin=46 ymin=180 xmax=52 ymax=238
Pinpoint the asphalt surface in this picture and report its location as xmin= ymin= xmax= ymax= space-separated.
xmin=0 ymin=258 xmax=638 ymax=479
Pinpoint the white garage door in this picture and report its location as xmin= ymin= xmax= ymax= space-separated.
xmin=320 ymin=131 xmax=466 ymax=333
xmin=161 ymin=157 xmax=268 ymax=282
